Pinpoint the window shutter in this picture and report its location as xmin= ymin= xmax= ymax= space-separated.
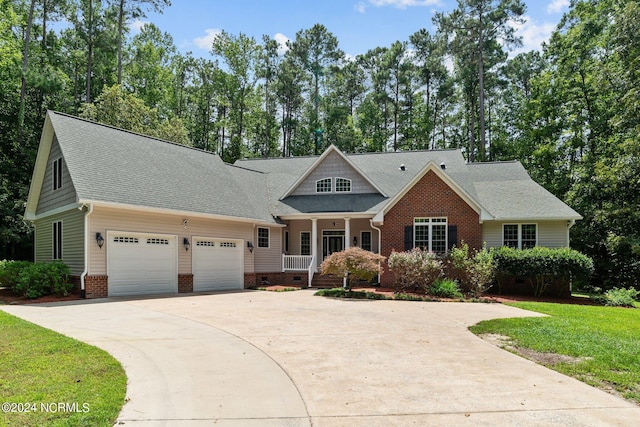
xmin=448 ymin=225 xmax=458 ymax=250
xmin=404 ymin=225 xmax=413 ymax=251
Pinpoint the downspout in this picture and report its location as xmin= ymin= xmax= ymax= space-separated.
xmin=80 ymin=203 xmax=93 ymax=298
xmin=370 ymin=219 xmax=383 ymax=285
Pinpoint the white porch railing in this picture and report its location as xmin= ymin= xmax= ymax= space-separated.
xmin=283 ymin=255 xmax=315 ymax=272
xmin=282 ymin=255 xmax=316 ymax=287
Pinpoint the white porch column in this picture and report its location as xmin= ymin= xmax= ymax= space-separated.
xmin=311 ymin=218 xmax=318 ymax=272
xmin=344 ymin=217 xmax=351 ymax=249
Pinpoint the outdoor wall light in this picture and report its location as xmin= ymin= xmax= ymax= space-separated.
xmin=247 ymin=241 xmax=254 ymax=253
xmin=353 ymin=236 xmax=358 ymax=246
xmin=183 ymin=237 xmax=190 ymax=251
xmin=96 ymin=232 xmax=104 ymax=249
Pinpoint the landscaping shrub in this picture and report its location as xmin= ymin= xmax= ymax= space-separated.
xmin=491 ymin=246 xmax=594 ymax=297
xmin=320 ymin=247 xmax=386 ymax=291
xmin=592 ymin=287 xmax=639 ymax=307
xmin=13 ymin=262 xmax=73 ymax=299
xmin=448 ymin=243 xmax=495 ymax=297
xmin=394 ymin=293 xmax=424 ymax=301
xmin=430 ymin=278 xmax=463 ymax=299
xmin=0 ymin=260 xmax=32 ymax=288
xmin=388 ymin=248 xmax=443 ymax=293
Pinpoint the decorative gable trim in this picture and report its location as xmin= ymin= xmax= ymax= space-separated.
xmin=372 ymin=161 xmax=490 ymax=224
xmin=24 ymin=113 xmax=56 ymax=220
xmin=280 ymin=145 xmax=387 ymax=199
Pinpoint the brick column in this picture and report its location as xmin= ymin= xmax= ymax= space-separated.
xmin=178 ymin=274 xmax=193 ymax=293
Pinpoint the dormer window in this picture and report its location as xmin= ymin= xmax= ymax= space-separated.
xmin=335 ymin=177 xmax=351 ymax=192
xmin=316 ymin=178 xmax=332 ymax=193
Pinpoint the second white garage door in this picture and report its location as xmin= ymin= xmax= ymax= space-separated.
xmin=193 ymin=238 xmax=244 ymax=291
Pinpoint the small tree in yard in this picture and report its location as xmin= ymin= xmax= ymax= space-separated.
xmin=320 ymin=247 xmax=386 ymax=291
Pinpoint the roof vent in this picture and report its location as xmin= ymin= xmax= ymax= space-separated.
xmin=399 ymin=164 xmax=406 ymax=171
xmin=440 ymin=162 xmax=446 ymax=170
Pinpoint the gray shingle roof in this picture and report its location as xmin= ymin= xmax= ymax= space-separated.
xmin=44 ymin=111 xmax=581 ymax=222
xmin=237 ymin=149 xmax=582 ymax=221
xmin=48 ymin=111 xmax=276 ymax=223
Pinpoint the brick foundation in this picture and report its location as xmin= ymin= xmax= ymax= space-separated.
xmin=245 ymin=272 xmax=309 ymax=288
xmin=84 ymin=275 xmax=108 ymax=299
xmin=379 ymin=169 xmax=482 ymax=287
xmin=496 ymin=275 xmax=571 ymax=298
xmin=178 ymin=274 xmax=193 ymax=293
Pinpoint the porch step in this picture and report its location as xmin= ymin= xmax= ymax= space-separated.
xmin=311 ymin=273 xmax=344 ymax=288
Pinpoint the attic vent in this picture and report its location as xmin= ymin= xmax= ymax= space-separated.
xmin=440 ymin=162 xmax=446 ymax=170
xmin=399 ymin=164 xmax=406 ymax=171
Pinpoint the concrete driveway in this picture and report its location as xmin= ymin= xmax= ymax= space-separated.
xmin=3 ymin=290 xmax=639 ymax=426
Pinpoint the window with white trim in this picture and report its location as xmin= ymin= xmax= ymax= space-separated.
xmin=300 ymin=232 xmax=311 ymax=256
xmin=335 ymin=177 xmax=351 ymax=192
xmin=503 ymin=224 xmax=537 ymax=249
xmin=258 ymin=227 xmax=269 ymax=248
xmin=414 ymin=217 xmax=447 ymax=253
xmin=52 ymin=221 xmax=63 ymax=259
xmin=316 ymin=178 xmax=332 ymax=193
xmin=361 ymin=231 xmax=372 ymax=251
xmin=52 ymin=158 xmax=63 ymax=191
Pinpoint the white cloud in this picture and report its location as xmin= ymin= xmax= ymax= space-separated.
xmin=129 ymin=19 xmax=148 ymax=33
xmin=547 ymin=0 xmax=569 ymax=14
xmin=193 ymin=28 xmax=222 ymax=50
xmin=357 ymin=0 xmax=440 ymax=12
xmin=509 ymin=16 xmax=556 ymax=56
xmin=274 ymin=33 xmax=291 ymax=55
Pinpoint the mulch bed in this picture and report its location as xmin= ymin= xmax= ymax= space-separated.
xmin=263 ymin=284 xmax=599 ymax=305
xmin=0 ymin=287 xmax=83 ymax=305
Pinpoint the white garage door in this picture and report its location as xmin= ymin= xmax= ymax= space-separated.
xmin=193 ymin=238 xmax=243 ymax=291
xmin=107 ymin=232 xmax=177 ymax=297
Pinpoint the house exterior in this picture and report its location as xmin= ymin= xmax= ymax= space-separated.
xmin=25 ymin=111 xmax=582 ymax=298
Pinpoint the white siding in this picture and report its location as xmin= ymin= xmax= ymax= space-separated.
xmin=34 ymin=208 xmax=85 ymax=275
xmin=483 ymin=220 xmax=570 ymax=248
xmin=291 ymin=150 xmax=377 ymax=195
xmin=36 ymin=137 xmax=77 ymax=215
xmin=88 ymin=206 xmax=272 ymax=275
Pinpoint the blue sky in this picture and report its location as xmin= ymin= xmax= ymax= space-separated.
xmin=133 ymin=0 xmax=570 ymax=58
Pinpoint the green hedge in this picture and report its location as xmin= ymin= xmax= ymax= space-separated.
xmin=491 ymin=247 xmax=594 ymax=296
xmin=0 ymin=260 xmax=73 ymax=299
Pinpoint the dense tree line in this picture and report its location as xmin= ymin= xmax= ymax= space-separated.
xmin=1 ymin=0 xmax=638 ymax=289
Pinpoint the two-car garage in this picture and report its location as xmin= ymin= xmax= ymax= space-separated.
xmin=106 ymin=232 xmax=244 ymax=297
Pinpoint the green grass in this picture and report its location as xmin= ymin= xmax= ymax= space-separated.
xmin=0 ymin=311 xmax=127 ymax=426
xmin=470 ymin=302 xmax=640 ymax=404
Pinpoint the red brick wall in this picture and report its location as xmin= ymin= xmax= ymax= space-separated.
xmin=379 ymin=169 xmax=482 ymax=286
xmin=245 ymin=272 xmax=308 ymax=288
xmin=84 ymin=275 xmax=108 ymax=299
xmin=178 ymin=274 xmax=193 ymax=293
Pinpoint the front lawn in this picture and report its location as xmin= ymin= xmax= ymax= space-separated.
xmin=0 ymin=311 xmax=126 ymax=426
xmin=470 ymin=302 xmax=640 ymax=404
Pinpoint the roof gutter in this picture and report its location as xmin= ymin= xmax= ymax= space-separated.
xmin=79 ymin=203 xmax=93 ymax=297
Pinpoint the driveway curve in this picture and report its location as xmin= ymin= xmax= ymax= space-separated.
xmin=3 ymin=289 xmax=639 ymax=426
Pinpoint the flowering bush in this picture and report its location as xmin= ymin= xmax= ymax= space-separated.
xmin=320 ymin=247 xmax=386 ymax=291
xmin=387 ymin=248 xmax=443 ymax=293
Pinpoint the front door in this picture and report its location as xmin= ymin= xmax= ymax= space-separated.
xmin=323 ymin=231 xmax=344 ymax=259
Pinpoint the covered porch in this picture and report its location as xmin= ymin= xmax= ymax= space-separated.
xmin=281 ymin=217 xmax=380 ymax=280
